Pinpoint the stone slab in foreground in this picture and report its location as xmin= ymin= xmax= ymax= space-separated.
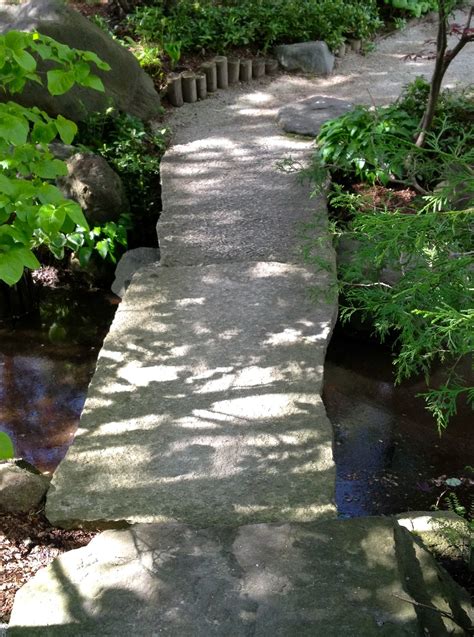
xmin=9 ymin=517 xmax=473 ymax=636
xmin=46 ymin=261 xmax=336 ymax=528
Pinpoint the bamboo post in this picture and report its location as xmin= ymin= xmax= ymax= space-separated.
xmin=228 ymin=57 xmax=240 ymax=83
xmin=348 ymin=39 xmax=362 ymax=53
xmin=195 ymin=72 xmax=207 ymax=100
xmin=252 ymin=58 xmax=265 ymax=79
xmin=200 ymin=61 xmax=217 ymax=92
xmin=239 ymin=59 xmax=252 ymax=82
xmin=181 ymin=71 xmax=197 ymax=103
xmin=214 ymin=55 xmax=229 ymax=89
xmin=167 ymin=73 xmax=183 ymax=107
xmin=265 ymin=58 xmax=279 ymax=75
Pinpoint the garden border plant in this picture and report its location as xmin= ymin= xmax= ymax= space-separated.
xmin=307 ymin=0 xmax=474 ymax=433
xmin=126 ymin=0 xmax=382 ymax=63
xmin=75 ymin=107 xmax=169 ymax=248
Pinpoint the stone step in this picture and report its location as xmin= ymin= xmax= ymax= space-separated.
xmin=46 ymin=261 xmax=336 ymax=529
xmin=9 ymin=517 xmax=473 ymax=636
xmin=158 ymin=121 xmax=322 ymax=267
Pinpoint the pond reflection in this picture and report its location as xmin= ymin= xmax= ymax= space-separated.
xmin=324 ymin=324 xmax=473 ymax=517
xmin=0 ymin=289 xmax=117 ymax=473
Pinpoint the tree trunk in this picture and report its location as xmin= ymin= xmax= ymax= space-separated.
xmin=415 ymin=0 xmax=448 ymax=147
xmin=416 ymin=2 xmax=474 ymax=148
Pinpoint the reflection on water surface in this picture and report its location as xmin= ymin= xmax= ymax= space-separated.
xmin=0 ymin=288 xmax=117 ymax=472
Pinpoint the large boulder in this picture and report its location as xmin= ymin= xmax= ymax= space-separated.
xmin=274 ymin=41 xmax=335 ymax=76
xmin=0 ymin=459 xmax=50 ymax=513
xmin=57 ymin=152 xmax=129 ymax=225
xmin=0 ymin=0 xmax=161 ymax=122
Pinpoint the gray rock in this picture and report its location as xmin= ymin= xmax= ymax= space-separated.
xmin=8 ymin=517 xmax=473 ymax=635
xmin=111 ymin=247 xmax=160 ymax=298
xmin=57 ymin=152 xmax=129 ymax=225
xmin=0 ymin=459 xmax=50 ymax=513
xmin=397 ymin=510 xmax=472 ymax=564
xmin=46 ymin=261 xmax=336 ymax=528
xmin=0 ymin=0 xmax=161 ymax=122
xmin=48 ymin=142 xmax=77 ymax=161
xmin=274 ymin=41 xmax=335 ymax=76
xmin=278 ymin=95 xmax=353 ymax=137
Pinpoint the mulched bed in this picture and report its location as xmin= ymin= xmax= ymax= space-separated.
xmin=0 ymin=507 xmax=97 ymax=623
xmin=352 ymin=183 xmax=419 ymax=214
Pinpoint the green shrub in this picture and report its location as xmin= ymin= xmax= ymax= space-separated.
xmin=76 ymin=109 xmax=169 ymax=244
xmin=315 ymin=78 xmax=474 ymax=188
xmin=308 ymin=79 xmax=474 ymax=430
xmin=128 ymin=0 xmax=382 ymax=54
xmin=316 ymin=103 xmax=418 ymax=184
xmin=380 ymin=0 xmax=438 ymax=18
xmin=0 ymin=30 xmax=112 ymax=285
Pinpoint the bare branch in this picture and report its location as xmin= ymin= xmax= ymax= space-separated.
xmin=392 ymin=594 xmax=474 ymax=634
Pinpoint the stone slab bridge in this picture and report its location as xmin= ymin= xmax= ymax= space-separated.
xmin=9 ymin=74 xmax=473 ymax=635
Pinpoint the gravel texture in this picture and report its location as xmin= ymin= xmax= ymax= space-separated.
xmin=0 ymin=508 xmax=96 ymax=622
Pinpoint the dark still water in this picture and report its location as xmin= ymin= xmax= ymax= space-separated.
xmin=324 ymin=325 xmax=473 ymax=518
xmin=0 ymin=288 xmax=117 ymax=473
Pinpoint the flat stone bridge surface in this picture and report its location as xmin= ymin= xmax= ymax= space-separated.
xmin=46 ymin=78 xmax=337 ymax=529
xmin=9 ymin=11 xmax=474 ymax=635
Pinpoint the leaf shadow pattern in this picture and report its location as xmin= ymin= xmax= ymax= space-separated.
xmin=46 ymin=259 xmax=337 ymax=528
xmin=8 ymin=518 xmax=473 ymax=635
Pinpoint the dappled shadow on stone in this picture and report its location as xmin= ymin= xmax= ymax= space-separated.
xmin=45 ymin=261 xmax=336 ymax=528
xmin=8 ymin=518 xmax=473 ymax=635
xmin=158 ymin=118 xmax=322 ymax=266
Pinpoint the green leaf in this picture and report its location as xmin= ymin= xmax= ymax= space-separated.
xmin=0 ymin=250 xmax=24 ymax=285
xmin=96 ymin=238 xmax=109 ymax=259
xmin=60 ymin=216 xmax=75 ymax=234
xmin=55 ymin=115 xmax=77 ymax=145
xmin=0 ymin=114 xmax=29 ymax=145
xmin=34 ymin=158 xmax=68 ymax=179
xmin=48 ymin=322 xmax=67 ymax=343
xmin=33 ymin=41 xmax=53 ymax=60
xmin=65 ymin=201 xmax=89 ymax=229
xmin=12 ymin=49 xmax=36 ymax=72
xmin=31 ymin=120 xmax=57 ymax=144
xmin=73 ymin=61 xmax=91 ymax=83
xmin=0 ymin=224 xmax=30 ymax=243
xmin=38 ymin=183 xmax=65 ymax=205
xmin=14 ymin=246 xmax=40 ymax=270
xmin=81 ymin=50 xmax=111 ymax=71
xmin=77 ymin=245 xmax=93 ymax=266
xmin=66 ymin=231 xmax=84 ymax=250
xmin=0 ymin=432 xmax=14 ymax=460
xmin=80 ymin=74 xmax=105 ymax=92
xmin=47 ymin=69 xmax=75 ymax=95
xmin=5 ymin=30 xmax=29 ymax=50
xmin=0 ymin=173 xmax=15 ymax=196
xmin=38 ymin=204 xmax=66 ymax=233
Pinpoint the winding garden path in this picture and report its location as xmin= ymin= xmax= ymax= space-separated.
xmin=8 ymin=12 xmax=474 ymax=635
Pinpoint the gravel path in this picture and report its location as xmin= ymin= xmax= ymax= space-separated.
xmin=165 ymin=7 xmax=474 ymax=140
